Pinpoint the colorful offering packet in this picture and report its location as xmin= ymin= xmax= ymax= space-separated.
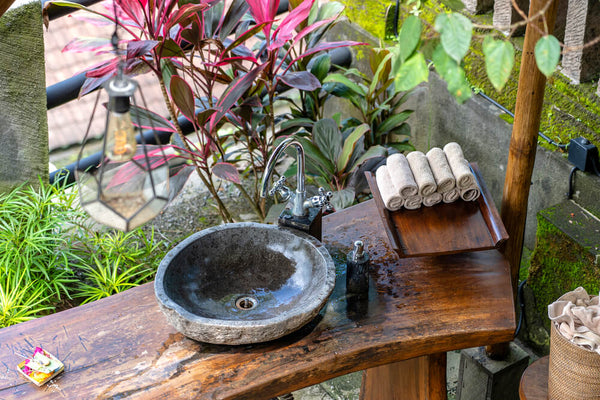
xmin=17 ymin=347 xmax=64 ymax=386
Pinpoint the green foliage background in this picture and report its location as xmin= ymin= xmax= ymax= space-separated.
xmin=340 ymin=0 xmax=600 ymax=151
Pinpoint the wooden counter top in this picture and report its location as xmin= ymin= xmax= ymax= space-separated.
xmin=0 ymin=200 xmax=515 ymax=399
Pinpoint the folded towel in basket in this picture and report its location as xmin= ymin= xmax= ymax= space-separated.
xmin=387 ymin=153 xmax=418 ymax=198
xmin=426 ymin=147 xmax=455 ymax=193
xmin=406 ymin=151 xmax=437 ymax=197
xmin=443 ymin=142 xmax=476 ymax=189
xmin=375 ymin=165 xmax=404 ymax=211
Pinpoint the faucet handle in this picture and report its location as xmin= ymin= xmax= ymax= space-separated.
xmin=305 ymin=187 xmax=333 ymax=211
xmin=268 ymin=176 xmax=292 ymax=201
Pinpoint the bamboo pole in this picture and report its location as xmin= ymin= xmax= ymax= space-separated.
xmin=487 ymin=0 xmax=559 ymax=359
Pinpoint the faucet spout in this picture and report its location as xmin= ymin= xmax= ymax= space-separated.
xmin=260 ymin=138 xmax=306 ymax=217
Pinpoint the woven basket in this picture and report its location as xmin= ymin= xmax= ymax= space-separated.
xmin=548 ymin=323 xmax=600 ymax=399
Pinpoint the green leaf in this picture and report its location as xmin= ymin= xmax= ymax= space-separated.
xmin=369 ymin=53 xmax=393 ymax=97
xmin=310 ymin=54 xmax=331 ymax=82
xmin=432 ymin=44 xmax=472 ymax=103
xmin=395 ymin=53 xmax=429 ymax=91
xmin=294 ymin=136 xmax=336 ymax=177
xmin=398 ymin=15 xmax=422 ymax=63
xmin=434 ymin=13 xmax=472 ymax=62
xmin=376 ymin=111 xmax=413 ymax=136
xmin=331 ymin=188 xmax=355 ymax=210
xmin=157 ymin=39 xmax=185 ymax=58
xmin=350 ymin=145 xmax=388 ymax=172
xmin=337 ymin=124 xmax=370 ymax=172
xmin=535 ymin=35 xmax=560 ymax=77
xmin=482 ymin=37 xmax=514 ymax=91
xmin=323 ymin=73 xmax=366 ymax=97
xmin=313 ymin=118 xmax=343 ymax=163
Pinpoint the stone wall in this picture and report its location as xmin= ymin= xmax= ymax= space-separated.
xmin=0 ymin=2 xmax=48 ymax=193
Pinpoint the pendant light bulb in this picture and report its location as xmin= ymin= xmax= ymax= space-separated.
xmin=106 ymin=96 xmax=137 ymax=161
xmin=105 ymin=77 xmax=138 ymax=162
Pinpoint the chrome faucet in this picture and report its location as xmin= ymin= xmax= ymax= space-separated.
xmin=261 ymin=138 xmax=332 ymax=223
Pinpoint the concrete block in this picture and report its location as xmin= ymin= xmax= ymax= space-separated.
xmin=0 ymin=1 xmax=48 ymax=193
xmin=456 ymin=344 xmax=530 ymax=400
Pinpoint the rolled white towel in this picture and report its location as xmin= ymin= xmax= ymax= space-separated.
xmin=386 ymin=153 xmax=418 ymax=198
xmin=406 ymin=151 xmax=437 ymax=197
xmin=460 ymin=185 xmax=480 ymax=201
xmin=404 ymin=195 xmax=422 ymax=210
xmin=442 ymin=187 xmax=460 ymax=203
xmin=425 ymin=147 xmax=456 ymax=193
xmin=443 ymin=142 xmax=476 ymax=189
xmin=423 ymin=192 xmax=442 ymax=207
xmin=376 ymin=165 xmax=404 ymax=211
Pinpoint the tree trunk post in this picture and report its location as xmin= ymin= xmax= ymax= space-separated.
xmin=487 ymin=0 xmax=560 ymax=359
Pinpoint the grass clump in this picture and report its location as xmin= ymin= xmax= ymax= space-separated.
xmin=0 ymin=180 xmax=169 ymax=328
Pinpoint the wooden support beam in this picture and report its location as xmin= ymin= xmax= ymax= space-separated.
xmin=0 ymin=0 xmax=17 ymax=19
xmin=360 ymin=353 xmax=447 ymax=400
xmin=487 ymin=0 xmax=560 ymax=359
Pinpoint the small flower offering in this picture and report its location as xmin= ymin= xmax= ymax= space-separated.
xmin=17 ymin=347 xmax=64 ymax=386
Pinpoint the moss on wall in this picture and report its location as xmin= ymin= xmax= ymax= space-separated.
xmin=341 ymin=0 xmax=600 ymax=151
xmin=527 ymin=210 xmax=600 ymax=333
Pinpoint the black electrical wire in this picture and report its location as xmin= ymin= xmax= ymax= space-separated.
xmin=514 ymin=279 xmax=527 ymax=338
xmin=477 ymin=91 xmax=568 ymax=150
xmin=567 ymin=166 xmax=578 ymax=199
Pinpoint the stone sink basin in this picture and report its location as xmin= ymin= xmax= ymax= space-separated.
xmin=154 ymin=222 xmax=336 ymax=345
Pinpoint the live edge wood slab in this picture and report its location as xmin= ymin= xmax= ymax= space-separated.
xmin=0 ymin=200 xmax=515 ymax=400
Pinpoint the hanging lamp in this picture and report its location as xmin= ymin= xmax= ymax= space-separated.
xmin=75 ymin=5 xmax=170 ymax=232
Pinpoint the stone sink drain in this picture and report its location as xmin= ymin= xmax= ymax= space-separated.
xmin=154 ymin=222 xmax=336 ymax=345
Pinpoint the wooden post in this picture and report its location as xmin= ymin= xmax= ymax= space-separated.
xmin=487 ymin=0 xmax=560 ymax=359
xmin=360 ymin=353 xmax=447 ymax=400
xmin=0 ymin=0 xmax=16 ymax=19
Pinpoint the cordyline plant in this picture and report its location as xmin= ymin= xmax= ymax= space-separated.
xmin=47 ymin=0 xmax=363 ymax=222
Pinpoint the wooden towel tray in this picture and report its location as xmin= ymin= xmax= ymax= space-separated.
xmin=365 ymin=163 xmax=508 ymax=258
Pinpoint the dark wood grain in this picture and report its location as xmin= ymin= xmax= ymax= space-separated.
xmin=365 ymin=164 xmax=508 ymax=258
xmin=360 ymin=352 xmax=447 ymax=400
xmin=519 ymin=356 xmax=549 ymax=400
xmin=0 ymin=200 xmax=515 ymax=400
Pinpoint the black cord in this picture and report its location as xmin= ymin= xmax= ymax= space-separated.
xmin=476 ymin=92 xmax=568 ymax=150
xmin=514 ymin=279 xmax=527 ymax=337
xmin=567 ymin=166 xmax=578 ymax=199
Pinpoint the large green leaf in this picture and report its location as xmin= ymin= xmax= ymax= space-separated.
xmin=294 ymin=136 xmax=336 ymax=177
xmin=482 ymin=37 xmax=514 ymax=91
xmin=310 ymin=54 xmax=331 ymax=82
xmin=535 ymin=35 xmax=560 ymax=77
xmin=350 ymin=145 xmax=388 ymax=172
xmin=337 ymin=124 xmax=370 ymax=172
xmin=395 ymin=53 xmax=429 ymax=91
xmin=323 ymin=73 xmax=366 ymax=97
xmin=399 ymin=15 xmax=423 ymax=63
xmin=313 ymin=118 xmax=342 ymax=164
xmin=434 ymin=13 xmax=472 ymax=62
xmin=376 ymin=111 xmax=413 ymax=136
xmin=331 ymin=188 xmax=355 ymax=210
xmin=432 ymin=45 xmax=472 ymax=103
xmin=369 ymin=53 xmax=393 ymax=97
